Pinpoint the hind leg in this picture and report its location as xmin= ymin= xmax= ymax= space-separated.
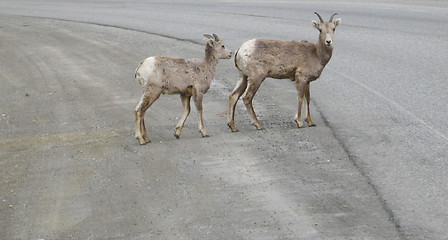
xmin=135 ymin=88 xmax=161 ymax=145
xmin=227 ymin=73 xmax=248 ymax=132
xmin=242 ymin=76 xmax=265 ymax=130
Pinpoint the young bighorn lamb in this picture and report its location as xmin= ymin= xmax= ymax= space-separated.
xmin=134 ymin=34 xmax=232 ymax=145
xmin=227 ymin=12 xmax=341 ymax=132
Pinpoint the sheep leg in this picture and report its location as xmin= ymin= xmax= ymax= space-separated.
xmin=227 ymin=74 xmax=248 ymax=132
xmin=294 ymin=78 xmax=307 ymax=128
xmin=135 ymin=95 xmax=147 ymax=144
xmin=134 ymin=89 xmax=161 ymax=145
xmin=192 ymin=90 xmax=209 ymax=137
xmin=242 ymin=78 xmax=264 ymax=130
xmin=304 ymin=82 xmax=316 ymax=127
xmin=140 ymin=117 xmax=149 ymax=142
xmin=174 ymin=94 xmax=191 ymax=139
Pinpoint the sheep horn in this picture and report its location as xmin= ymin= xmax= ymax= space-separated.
xmin=213 ymin=34 xmax=220 ymax=42
xmin=329 ymin=13 xmax=338 ymax=22
xmin=314 ymin=11 xmax=324 ymax=23
xmin=204 ymin=34 xmax=213 ymax=40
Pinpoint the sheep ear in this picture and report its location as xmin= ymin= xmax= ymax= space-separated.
xmin=203 ymin=34 xmax=213 ymax=39
xmin=334 ymin=18 xmax=341 ymax=28
xmin=203 ymin=39 xmax=214 ymax=46
xmin=312 ymin=20 xmax=321 ymax=30
xmin=203 ymin=34 xmax=215 ymax=46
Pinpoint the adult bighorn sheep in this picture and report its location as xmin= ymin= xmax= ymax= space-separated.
xmin=227 ymin=12 xmax=341 ymax=132
xmin=134 ymin=34 xmax=232 ymax=145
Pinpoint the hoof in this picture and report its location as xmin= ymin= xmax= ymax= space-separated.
xmin=136 ymin=136 xmax=150 ymax=145
xmin=305 ymin=119 xmax=316 ymax=127
xmin=202 ymin=134 xmax=210 ymax=138
xmin=227 ymin=123 xmax=239 ymax=133
xmin=174 ymin=133 xmax=180 ymax=139
xmin=138 ymin=140 xmax=148 ymax=145
xmin=252 ymin=122 xmax=263 ymax=130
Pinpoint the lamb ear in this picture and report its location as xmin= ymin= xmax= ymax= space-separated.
xmin=203 ymin=39 xmax=214 ymax=46
xmin=334 ymin=18 xmax=341 ymax=27
xmin=203 ymin=34 xmax=215 ymax=46
xmin=202 ymin=38 xmax=213 ymax=46
xmin=312 ymin=20 xmax=321 ymax=30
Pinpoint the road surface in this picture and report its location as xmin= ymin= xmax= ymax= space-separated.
xmin=1 ymin=1 xmax=447 ymax=239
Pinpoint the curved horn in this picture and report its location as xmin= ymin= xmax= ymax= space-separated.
xmin=212 ymin=34 xmax=220 ymax=42
xmin=329 ymin=13 xmax=338 ymax=22
xmin=204 ymin=34 xmax=213 ymax=40
xmin=314 ymin=11 xmax=324 ymax=23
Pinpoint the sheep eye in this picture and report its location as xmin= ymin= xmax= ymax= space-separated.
xmin=332 ymin=28 xmax=336 ymax=32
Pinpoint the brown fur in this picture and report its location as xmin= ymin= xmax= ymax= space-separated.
xmin=134 ymin=34 xmax=232 ymax=145
xmin=227 ymin=13 xmax=341 ymax=132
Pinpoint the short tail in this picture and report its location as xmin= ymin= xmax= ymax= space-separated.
xmin=135 ymin=60 xmax=144 ymax=79
xmin=234 ymin=48 xmax=240 ymax=68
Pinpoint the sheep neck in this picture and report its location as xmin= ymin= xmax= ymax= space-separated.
xmin=315 ymin=40 xmax=333 ymax=67
xmin=204 ymin=45 xmax=219 ymax=71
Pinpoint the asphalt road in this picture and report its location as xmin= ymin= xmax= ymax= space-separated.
xmin=1 ymin=1 xmax=447 ymax=239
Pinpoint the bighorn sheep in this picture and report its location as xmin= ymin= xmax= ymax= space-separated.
xmin=227 ymin=12 xmax=341 ymax=132
xmin=134 ymin=34 xmax=232 ymax=145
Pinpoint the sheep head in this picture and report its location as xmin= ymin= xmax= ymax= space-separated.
xmin=204 ymin=34 xmax=232 ymax=59
xmin=312 ymin=12 xmax=341 ymax=48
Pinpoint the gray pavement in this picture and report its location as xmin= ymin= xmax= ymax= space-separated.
xmin=0 ymin=1 xmax=447 ymax=239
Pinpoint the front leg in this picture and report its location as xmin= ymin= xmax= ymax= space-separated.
xmin=294 ymin=75 xmax=307 ymax=128
xmin=193 ymin=91 xmax=209 ymax=137
xmin=174 ymin=94 xmax=191 ymax=139
xmin=304 ymin=82 xmax=316 ymax=127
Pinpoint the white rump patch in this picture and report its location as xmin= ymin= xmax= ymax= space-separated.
xmin=236 ymin=39 xmax=257 ymax=74
xmin=136 ymin=57 xmax=157 ymax=86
